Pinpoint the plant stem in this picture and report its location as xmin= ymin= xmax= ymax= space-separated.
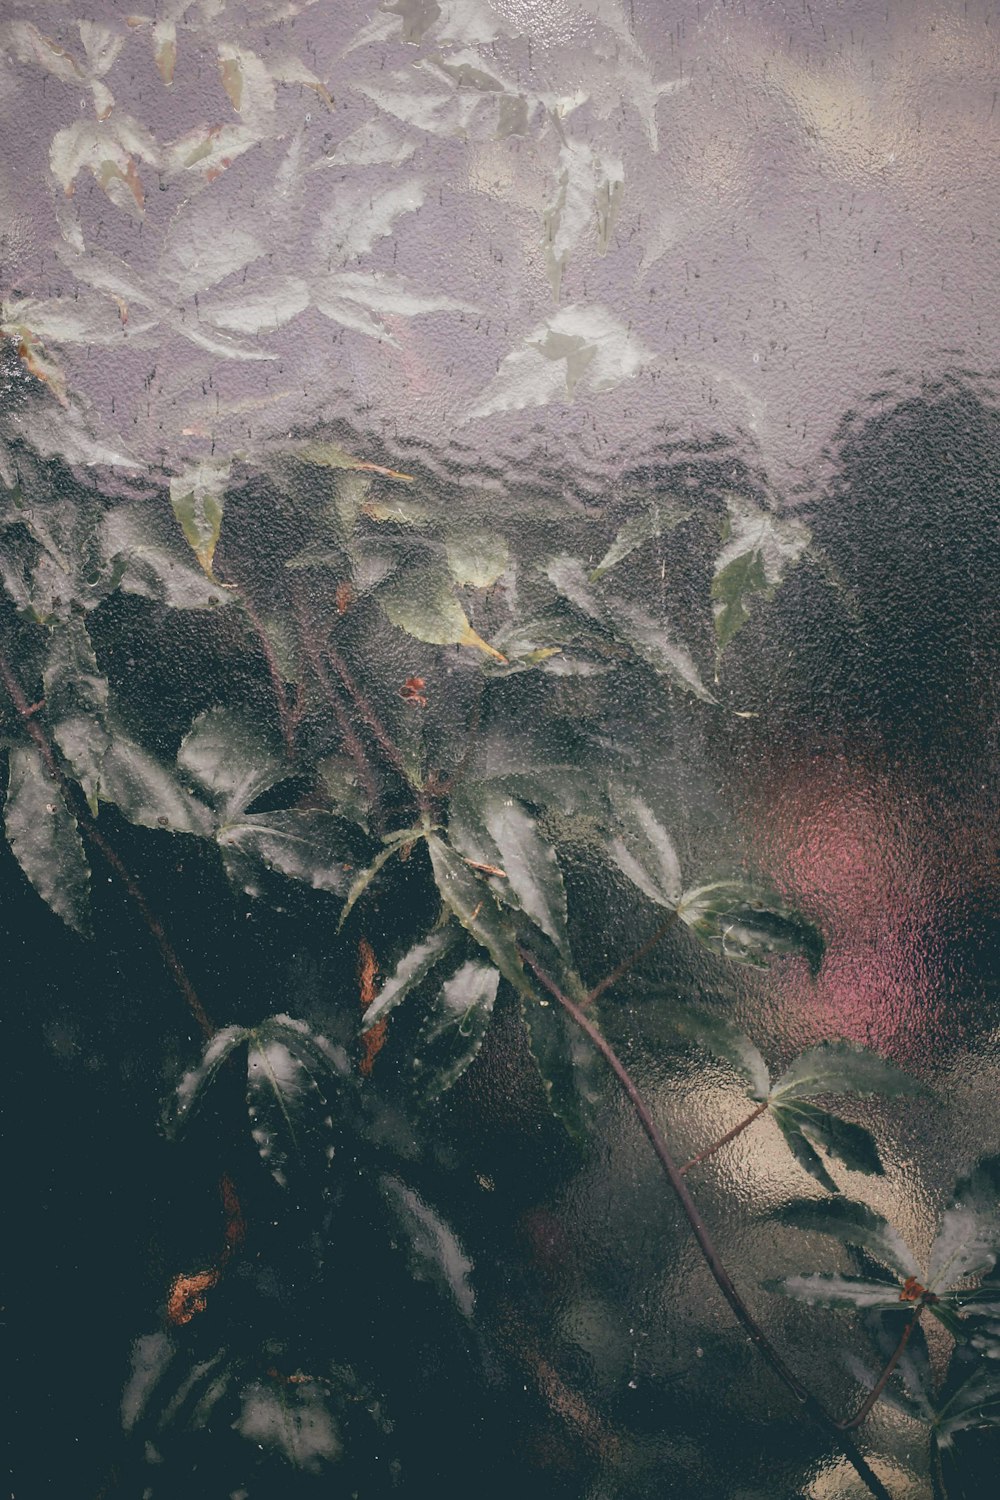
xmin=680 ymin=1100 xmax=770 ymax=1174
xmin=837 ymin=1315 xmax=917 ymax=1431
xmin=586 ymin=911 xmax=680 ymax=1005
xmin=218 ymin=570 xmax=296 ymax=759
xmin=518 ymin=947 xmax=897 ymax=1500
xmin=0 ymin=643 xmax=214 ymax=1039
xmin=930 ymin=1438 xmax=949 ymax=1500
xmin=292 ymin=597 xmax=384 ymax=830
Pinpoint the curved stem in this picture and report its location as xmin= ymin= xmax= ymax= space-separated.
xmin=518 ymin=947 xmax=897 ymax=1500
xmin=680 ymin=1100 xmax=769 ymax=1175
xmin=586 ymin=911 xmax=679 ymax=1006
xmin=837 ymin=1315 xmax=917 ymax=1432
xmin=292 ymin=596 xmax=384 ymax=831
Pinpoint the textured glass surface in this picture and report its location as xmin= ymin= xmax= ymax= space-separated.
xmin=3 ymin=3 xmax=998 ymax=1498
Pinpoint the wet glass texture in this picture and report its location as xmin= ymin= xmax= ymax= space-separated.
xmin=3 ymin=2 xmax=998 ymax=1498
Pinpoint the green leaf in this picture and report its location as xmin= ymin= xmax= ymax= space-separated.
xmin=522 ymin=988 xmax=604 ymax=1139
xmin=542 ymin=555 xmax=605 ymax=620
xmin=544 ymin=555 xmax=715 ymax=702
xmin=606 ymin=791 xmax=682 ymax=908
xmin=102 ymin=501 xmax=234 ymax=610
xmin=5 ymin=745 xmax=91 ymax=934
xmin=474 ymin=790 xmax=571 ymax=957
xmin=677 ymin=881 xmax=824 ymax=973
xmin=603 ymin=598 xmax=718 ymax=703
xmin=379 ymin=564 xmax=506 ymax=661
xmin=413 ymin=960 xmax=500 ymax=1104
xmin=446 ymin=531 xmax=509 ymax=588
xmin=666 ymin=1009 xmax=771 ymax=1100
xmin=169 ymin=461 xmax=230 ymax=578
xmin=427 ymin=835 xmax=527 ymax=995
xmin=589 ymin=499 xmax=691 ymax=581
xmin=245 ymin=1015 xmax=344 ymax=1191
xmin=936 ymin=1364 xmax=1000 ymax=1446
xmin=771 ymin=1041 xmax=926 ymax=1102
xmin=217 ymin=811 xmax=359 ymax=897
xmin=775 ymin=1197 xmax=920 ymax=1282
xmin=43 ymin=616 xmax=110 ymax=812
xmin=766 ymin=1272 xmax=908 ymax=1311
xmin=711 ymin=493 xmax=810 ymax=651
xmin=337 ymin=830 xmax=421 ymax=932
xmin=362 ymin=926 xmax=458 ymax=1031
xmin=100 ymin=736 xmax=215 ymax=835
xmin=379 ymin=1173 xmax=475 ymax=1317
xmin=771 ymin=1106 xmax=838 ymax=1193
xmin=773 ymin=1099 xmax=884 ymax=1182
xmin=928 ymin=1157 xmax=1000 ymax=1290
xmin=165 ymin=1024 xmax=249 ymax=1134
xmin=178 ymin=706 xmax=283 ymax=821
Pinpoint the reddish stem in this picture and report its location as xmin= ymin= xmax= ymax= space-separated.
xmin=518 ymin=947 xmax=896 ymax=1500
xmin=680 ymin=1100 xmax=770 ymax=1175
xmin=585 ymin=912 xmax=679 ymax=1006
xmin=837 ymin=1315 xmax=917 ymax=1432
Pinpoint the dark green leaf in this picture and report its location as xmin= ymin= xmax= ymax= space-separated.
xmin=461 ymin=788 xmax=571 ymax=957
xmin=362 ymin=925 xmax=458 ymax=1031
xmin=589 ymin=498 xmax=691 ymax=581
xmin=100 ymin=735 xmax=215 ymax=835
xmin=711 ymin=494 xmax=809 ymax=651
xmin=4 ymin=745 xmax=91 ymax=934
xmin=667 ymin=1008 xmax=770 ymax=1100
xmin=522 ymin=988 xmax=604 ymax=1140
xmin=771 ymin=1106 xmax=838 ymax=1193
xmin=178 ymin=707 xmax=283 ymax=820
xmin=337 ymin=832 xmax=418 ymax=932
xmin=927 ymin=1301 xmax=970 ymax=1340
xmin=427 ymin=835 xmax=527 ymax=994
xmin=605 ymin=791 xmax=682 ymax=908
xmin=936 ymin=1364 xmax=1000 ymax=1446
xmin=43 ymin=616 xmax=109 ymax=812
xmin=606 ymin=599 xmax=718 ymax=703
xmin=379 ymin=1172 xmax=476 ymax=1317
xmin=677 ymin=881 xmax=824 ymax=973
xmin=775 ymin=1197 xmax=919 ymax=1281
xmin=772 ymin=1100 xmax=885 ymax=1178
xmin=102 ymin=501 xmax=234 ymax=611
xmin=166 ymin=1024 xmax=249 ymax=1135
xmin=218 ymin=810 xmax=359 ymax=897
xmin=245 ymin=1015 xmax=342 ymax=1191
xmin=413 ymin=960 xmax=500 ymax=1104
xmin=771 ymin=1040 xmax=926 ymax=1102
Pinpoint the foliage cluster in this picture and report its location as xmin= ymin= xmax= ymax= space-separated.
xmin=2 ymin=387 xmax=998 ymax=1498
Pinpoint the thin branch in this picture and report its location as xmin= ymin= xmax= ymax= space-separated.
xmin=518 ymin=947 xmax=897 ymax=1500
xmin=217 ymin=570 xmax=296 ymax=759
xmin=81 ymin=820 xmax=214 ymax=1038
xmin=586 ymin=911 xmax=680 ymax=1006
xmin=0 ymin=643 xmax=214 ymax=1039
xmin=680 ymin=1100 xmax=770 ymax=1175
xmin=837 ymin=1315 xmax=917 ymax=1432
xmin=323 ymin=635 xmax=424 ymax=802
xmin=293 ymin=597 xmax=384 ymax=830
